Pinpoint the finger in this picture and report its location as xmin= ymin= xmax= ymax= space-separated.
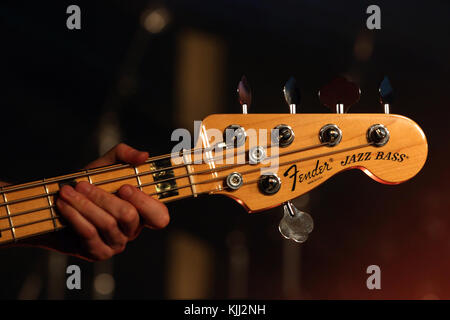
xmin=56 ymin=198 xmax=115 ymax=261
xmin=75 ymin=181 xmax=140 ymax=238
xmin=59 ymin=185 xmax=128 ymax=251
xmin=85 ymin=143 xmax=148 ymax=169
xmin=118 ymin=185 xmax=170 ymax=229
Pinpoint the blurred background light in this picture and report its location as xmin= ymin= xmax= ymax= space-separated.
xmin=94 ymin=273 xmax=116 ymax=296
xmin=141 ymin=7 xmax=170 ymax=34
xmin=353 ymin=30 xmax=374 ymax=61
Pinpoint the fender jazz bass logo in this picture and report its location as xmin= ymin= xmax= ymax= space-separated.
xmin=283 ymin=151 xmax=409 ymax=192
xmin=284 ymin=160 xmax=332 ymax=190
xmin=341 ymin=151 xmax=408 ymax=166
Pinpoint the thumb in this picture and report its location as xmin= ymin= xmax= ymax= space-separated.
xmin=85 ymin=143 xmax=149 ymax=169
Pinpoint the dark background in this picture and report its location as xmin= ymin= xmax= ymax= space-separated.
xmin=0 ymin=0 xmax=449 ymax=299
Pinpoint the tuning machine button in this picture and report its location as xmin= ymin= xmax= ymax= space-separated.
xmin=271 ymin=77 xmax=301 ymax=148
xmin=237 ymin=75 xmax=252 ymax=114
xmin=379 ymin=76 xmax=394 ymax=114
xmin=319 ymin=76 xmax=361 ymax=113
xmin=283 ymin=76 xmax=301 ymax=114
xmin=279 ymin=201 xmax=314 ymax=243
xmin=279 ymin=77 xmax=313 ymax=243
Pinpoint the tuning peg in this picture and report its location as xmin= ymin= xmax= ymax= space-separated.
xmin=237 ymin=75 xmax=252 ymax=114
xmin=281 ymin=76 xmax=308 ymax=235
xmin=283 ymin=76 xmax=301 ymax=114
xmin=319 ymin=76 xmax=361 ymax=113
xmin=279 ymin=201 xmax=314 ymax=243
xmin=379 ymin=76 xmax=394 ymax=114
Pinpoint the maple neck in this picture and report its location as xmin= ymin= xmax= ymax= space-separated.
xmin=0 ymin=155 xmax=202 ymax=245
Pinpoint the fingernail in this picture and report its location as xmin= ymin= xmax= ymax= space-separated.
xmin=120 ymin=185 xmax=134 ymax=198
xmin=61 ymin=185 xmax=76 ymax=197
xmin=76 ymin=181 xmax=92 ymax=194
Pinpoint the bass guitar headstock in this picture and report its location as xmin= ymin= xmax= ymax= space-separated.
xmin=183 ymin=76 xmax=427 ymax=243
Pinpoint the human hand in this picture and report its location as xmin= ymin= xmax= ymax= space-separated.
xmin=25 ymin=143 xmax=169 ymax=261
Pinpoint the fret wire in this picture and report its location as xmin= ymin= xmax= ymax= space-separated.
xmin=43 ymin=179 xmax=57 ymax=230
xmin=0 ymin=184 xmax=235 ymax=236
xmin=0 ymin=139 xmax=276 ymax=197
xmin=0 ymin=151 xmax=218 ymax=207
xmin=0 ymin=142 xmax=375 ymax=240
xmin=0 ymin=170 xmax=157 ymax=220
xmin=0 ymin=204 xmax=61 ymax=221
xmin=145 ymin=142 xmax=373 ymax=196
xmin=0 ymin=138 xmax=269 ymax=196
xmin=133 ymin=166 xmax=143 ymax=191
xmin=2 ymin=191 xmax=16 ymax=242
xmin=0 ymin=191 xmax=59 ymax=207
xmin=0 ymin=142 xmax=228 ymax=195
xmin=136 ymin=142 xmax=332 ymax=190
xmin=86 ymin=170 xmax=93 ymax=184
xmin=0 ymin=216 xmax=62 ymax=233
xmin=0 ymin=226 xmax=67 ymax=245
xmin=0 ymin=177 xmax=267 ymax=236
xmin=0 ymin=142 xmax=329 ymax=209
xmin=93 ymin=141 xmax=327 ymax=190
xmin=182 ymin=152 xmax=197 ymax=197
xmin=0 ymin=142 xmax=372 ymax=223
xmin=1 ymin=171 xmax=229 ymax=222
xmin=0 ymin=167 xmax=171 ymax=208
xmin=0 ymin=161 xmax=185 ymax=195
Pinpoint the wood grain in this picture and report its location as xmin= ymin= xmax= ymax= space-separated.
xmin=0 ymin=113 xmax=428 ymax=244
xmin=193 ymin=113 xmax=428 ymax=212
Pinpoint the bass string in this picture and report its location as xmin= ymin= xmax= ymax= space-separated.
xmin=0 ymin=183 xmax=239 ymax=235
xmin=0 ymin=141 xmax=328 ymax=209
xmin=0 ymin=141 xmax=224 ymax=195
xmin=0 ymin=134 xmax=276 ymax=195
xmin=0 ymin=138 xmax=275 ymax=196
xmin=0 ymin=142 xmax=372 ymax=225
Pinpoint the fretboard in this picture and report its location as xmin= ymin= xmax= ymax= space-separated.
xmin=0 ymin=155 xmax=204 ymax=245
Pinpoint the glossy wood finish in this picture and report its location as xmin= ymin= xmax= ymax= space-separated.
xmin=193 ymin=113 xmax=428 ymax=212
xmin=0 ymin=113 xmax=427 ymax=244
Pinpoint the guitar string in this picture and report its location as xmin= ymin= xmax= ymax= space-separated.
xmin=1 ymin=123 xmax=321 ymax=195
xmin=0 ymin=182 xmax=247 ymax=235
xmin=0 ymin=142 xmax=329 ymax=209
xmin=0 ymin=135 xmax=267 ymax=195
xmin=0 ymin=142 xmax=372 ymax=231
xmin=0 ymin=141 xmax=367 ymax=220
xmin=0 ymin=142 xmax=225 ymax=195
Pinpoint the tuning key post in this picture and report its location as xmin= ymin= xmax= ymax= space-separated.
xmin=279 ymin=77 xmax=314 ymax=243
xmin=282 ymin=77 xmax=299 ymax=225
xmin=283 ymin=76 xmax=301 ymax=115
xmin=319 ymin=76 xmax=361 ymax=114
xmin=379 ymin=76 xmax=394 ymax=114
xmin=237 ymin=75 xmax=252 ymax=114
